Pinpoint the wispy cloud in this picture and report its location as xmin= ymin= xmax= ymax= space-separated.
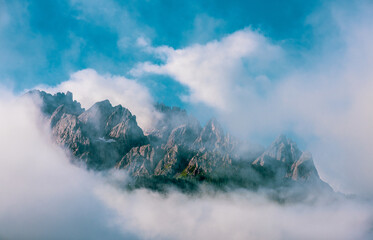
xmin=69 ymin=0 xmax=153 ymax=52
xmin=132 ymin=27 xmax=284 ymax=111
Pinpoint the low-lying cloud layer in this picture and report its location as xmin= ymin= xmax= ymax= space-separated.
xmin=0 ymin=89 xmax=372 ymax=239
xmin=99 ymin=187 xmax=373 ymax=240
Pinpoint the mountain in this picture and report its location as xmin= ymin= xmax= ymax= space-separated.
xmin=251 ymin=135 xmax=331 ymax=191
xmin=26 ymin=90 xmax=332 ymax=195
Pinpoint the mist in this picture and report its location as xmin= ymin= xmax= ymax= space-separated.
xmin=1 ymin=84 xmax=373 ymax=239
xmin=98 ymin=186 xmax=373 ymax=240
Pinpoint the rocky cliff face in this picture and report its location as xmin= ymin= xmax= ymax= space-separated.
xmin=252 ymin=135 xmax=328 ymax=189
xmin=28 ymin=90 xmax=332 ymax=193
xmin=27 ymin=90 xmax=147 ymax=169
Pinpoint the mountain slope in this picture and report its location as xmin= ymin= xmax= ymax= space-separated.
xmin=27 ymin=90 xmax=332 ymax=194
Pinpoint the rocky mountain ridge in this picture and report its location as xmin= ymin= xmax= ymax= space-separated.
xmin=26 ymin=90 xmax=332 ymax=193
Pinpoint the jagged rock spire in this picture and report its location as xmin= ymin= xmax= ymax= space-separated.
xmin=253 ymin=135 xmax=322 ymax=182
xmin=27 ymin=90 xmax=332 ymax=192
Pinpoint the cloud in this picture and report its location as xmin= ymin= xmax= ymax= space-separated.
xmin=132 ymin=1 xmax=373 ymax=196
xmin=265 ymin=1 xmax=373 ymax=196
xmin=132 ymin=27 xmax=284 ymax=111
xmin=0 ymin=90 xmax=132 ymax=240
xmin=39 ymin=68 xmax=161 ymax=131
xmin=183 ymin=14 xmax=225 ymax=45
xmin=0 ymin=88 xmax=372 ymax=240
xmin=69 ymin=0 xmax=153 ymax=52
xmin=2 ymin=1 xmax=373 ymax=239
xmin=98 ymin=186 xmax=373 ymax=240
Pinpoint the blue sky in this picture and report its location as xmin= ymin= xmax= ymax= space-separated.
xmin=1 ymin=0 xmax=322 ymax=98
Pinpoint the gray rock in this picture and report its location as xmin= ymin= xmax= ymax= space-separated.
xmin=28 ymin=90 xmax=332 ymax=193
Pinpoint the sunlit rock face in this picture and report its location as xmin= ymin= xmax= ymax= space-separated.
xmin=28 ymin=90 xmax=332 ymax=194
xmin=27 ymin=90 xmax=147 ymax=169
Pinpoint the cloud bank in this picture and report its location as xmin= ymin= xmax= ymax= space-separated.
xmin=98 ymin=187 xmax=373 ymax=240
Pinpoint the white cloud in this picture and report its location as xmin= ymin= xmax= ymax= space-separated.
xmin=0 ymin=90 xmax=130 ymax=240
xmin=69 ymin=0 xmax=153 ymax=52
xmin=132 ymin=28 xmax=284 ymax=111
xmin=2 ymin=1 xmax=373 ymax=239
xmin=0 ymin=88 xmax=372 ymax=240
xmin=98 ymin=186 xmax=373 ymax=240
xmin=132 ymin=2 xmax=373 ymax=196
xmin=266 ymin=1 xmax=373 ymax=196
xmin=40 ymin=68 xmax=161 ymax=131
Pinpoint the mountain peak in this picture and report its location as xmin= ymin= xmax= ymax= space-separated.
xmin=267 ymin=135 xmax=301 ymax=161
xmin=273 ymin=134 xmax=295 ymax=146
xmin=275 ymin=134 xmax=287 ymax=142
xmin=204 ymin=118 xmax=224 ymax=135
xmin=192 ymin=117 xmax=230 ymax=151
xmin=251 ymin=135 xmax=324 ymax=184
xmin=33 ymin=90 xmax=331 ymax=193
xmin=25 ymin=90 xmax=83 ymax=116
xmin=91 ymin=99 xmax=112 ymax=109
xmin=77 ymin=99 xmax=117 ymax=135
xmin=66 ymin=91 xmax=73 ymax=100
